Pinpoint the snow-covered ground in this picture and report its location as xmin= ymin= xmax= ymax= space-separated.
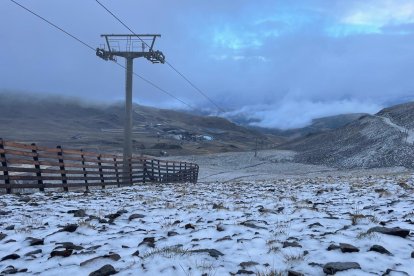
xmin=1 ymin=151 xmax=414 ymax=275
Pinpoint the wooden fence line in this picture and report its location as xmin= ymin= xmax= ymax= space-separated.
xmin=0 ymin=139 xmax=199 ymax=193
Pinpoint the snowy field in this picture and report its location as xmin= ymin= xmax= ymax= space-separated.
xmin=1 ymin=150 xmax=414 ymax=275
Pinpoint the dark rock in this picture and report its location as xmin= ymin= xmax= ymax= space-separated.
xmin=99 ymin=219 xmax=108 ymax=224
xmin=368 ymin=226 xmax=410 ymax=238
xmin=50 ymin=249 xmax=73 ymax=258
xmin=191 ymin=248 xmax=224 ymax=258
xmin=5 ymin=225 xmax=14 ymax=231
xmin=105 ymin=253 xmax=121 ymax=261
xmin=369 ymin=245 xmax=392 ymax=255
xmin=1 ymin=254 xmax=20 ymax=261
xmin=19 ymin=196 xmax=31 ymax=203
xmin=105 ymin=213 xmax=121 ymax=221
xmin=382 ymin=268 xmax=410 ymax=276
xmin=216 ymin=236 xmax=232 ymax=242
xmin=0 ymin=211 xmax=11 ymax=216
xmin=0 ymin=233 xmax=7 ymax=241
xmin=132 ymin=250 xmax=140 ymax=257
xmin=327 ymin=244 xmax=340 ymax=251
xmin=323 ymin=262 xmax=361 ymax=274
xmin=185 ymin=223 xmax=195 ymax=230
xmin=24 ymin=249 xmax=42 ymax=256
xmin=55 ymin=242 xmax=84 ymax=251
xmin=1 ymin=266 xmax=27 ymax=274
xmin=339 ymin=243 xmax=359 ymax=253
xmin=5 ymin=239 xmax=16 ymax=244
xmin=128 ymin=214 xmax=145 ymax=221
xmin=216 ymin=224 xmax=225 ymax=232
xmin=138 ymin=237 xmax=155 ymax=248
xmin=283 ymin=241 xmax=302 ymax=248
xmin=89 ymin=264 xmax=117 ymax=276
xmin=122 ymin=245 xmax=129 ymax=248
xmin=236 ymin=269 xmax=254 ymax=274
xmin=411 ymin=251 xmax=414 ymax=258
xmin=288 ymin=270 xmax=304 ymax=276
xmin=308 ymin=222 xmax=323 ymax=228
xmin=60 ymin=224 xmax=78 ymax=233
xmin=74 ymin=209 xmax=87 ymax=217
xmin=167 ymin=231 xmax=178 ymax=237
xmin=239 ymin=261 xmax=259 ymax=268
xmin=240 ymin=221 xmax=267 ymax=230
xmin=27 ymin=237 xmax=44 ymax=246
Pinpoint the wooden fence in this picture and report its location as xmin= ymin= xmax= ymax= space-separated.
xmin=0 ymin=139 xmax=199 ymax=194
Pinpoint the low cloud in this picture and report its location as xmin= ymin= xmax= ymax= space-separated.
xmin=223 ymin=99 xmax=382 ymax=129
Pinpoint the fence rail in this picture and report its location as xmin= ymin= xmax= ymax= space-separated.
xmin=0 ymin=139 xmax=199 ymax=193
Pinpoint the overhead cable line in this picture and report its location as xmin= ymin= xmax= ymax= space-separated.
xmin=95 ymin=0 xmax=226 ymax=113
xmin=9 ymin=0 xmax=194 ymax=109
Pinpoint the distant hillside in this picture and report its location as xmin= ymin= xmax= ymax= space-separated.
xmin=279 ymin=102 xmax=414 ymax=168
xmin=0 ymin=93 xmax=282 ymax=156
xmin=250 ymin=113 xmax=366 ymax=139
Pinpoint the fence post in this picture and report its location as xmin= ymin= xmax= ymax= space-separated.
xmin=97 ymin=154 xmax=104 ymax=189
xmin=142 ymin=159 xmax=146 ymax=184
xmin=157 ymin=160 xmax=161 ymax=182
xmin=166 ymin=162 xmax=169 ymax=183
xmin=179 ymin=162 xmax=182 ymax=181
xmin=31 ymin=143 xmax=43 ymax=192
xmin=80 ymin=149 xmax=88 ymax=191
xmin=114 ymin=156 xmax=120 ymax=187
xmin=129 ymin=158 xmax=133 ymax=185
xmin=57 ymin=146 xmax=68 ymax=192
xmin=0 ymin=139 xmax=11 ymax=194
xmin=151 ymin=159 xmax=154 ymax=182
xmin=184 ymin=163 xmax=187 ymax=182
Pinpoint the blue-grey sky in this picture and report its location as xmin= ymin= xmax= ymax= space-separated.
xmin=1 ymin=0 xmax=414 ymax=129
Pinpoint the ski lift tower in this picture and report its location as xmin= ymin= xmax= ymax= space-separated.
xmin=96 ymin=34 xmax=165 ymax=181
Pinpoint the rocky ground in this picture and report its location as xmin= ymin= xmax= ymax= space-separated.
xmin=1 ymin=150 xmax=414 ymax=275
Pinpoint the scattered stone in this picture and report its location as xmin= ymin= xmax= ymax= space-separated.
xmin=369 ymin=245 xmax=392 ymax=255
xmin=236 ymin=269 xmax=254 ymax=274
xmin=240 ymin=221 xmax=267 ymax=230
xmin=1 ymin=266 xmax=28 ymax=275
xmin=105 ymin=213 xmax=121 ymax=221
xmin=411 ymin=251 xmax=414 ymax=258
xmin=216 ymin=236 xmax=232 ymax=242
xmin=55 ymin=242 xmax=84 ymax=251
xmin=185 ymin=223 xmax=195 ymax=230
xmin=19 ymin=196 xmax=31 ymax=203
xmin=308 ymin=222 xmax=323 ymax=228
xmin=191 ymin=248 xmax=224 ymax=258
xmin=288 ymin=270 xmax=304 ymax=276
xmin=0 ymin=233 xmax=7 ymax=241
xmin=327 ymin=244 xmax=340 ymax=251
xmin=128 ymin=214 xmax=145 ymax=221
xmin=89 ymin=264 xmax=117 ymax=276
xmin=132 ymin=250 xmax=140 ymax=257
xmin=167 ymin=231 xmax=178 ymax=237
xmin=1 ymin=254 xmax=20 ymax=261
xmin=0 ymin=211 xmax=11 ymax=216
xmin=368 ymin=226 xmax=410 ymax=238
xmin=323 ymin=262 xmax=361 ymax=274
xmin=216 ymin=224 xmax=225 ymax=232
xmin=339 ymin=243 xmax=359 ymax=253
xmin=80 ymin=254 xmax=121 ymax=266
xmin=283 ymin=241 xmax=302 ymax=248
xmin=24 ymin=249 xmax=42 ymax=257
xmin=27 ymin=237 xmax=44 ymax=246
xmin=5 ymin=225 xmax=14 ymax=231
xmin=138 ymin=237 xmax=155 ymax=248
xmin=50 ymin=249 xmax=73 ymax=258
xmin=59 ymin=224 xmax=78 ymax=233
xmin=382 ymin=268 xmax=410 ymax=276
xmin=239 ymin=261 xmax=259 ymax=268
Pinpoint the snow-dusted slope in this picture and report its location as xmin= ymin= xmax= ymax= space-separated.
xmin=280 ymin=102 xmax=414 ymax=169
xmin=1 ymin=173 xmax=414 ymax=275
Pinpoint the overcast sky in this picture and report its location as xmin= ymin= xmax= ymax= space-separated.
xmin=1 ymin=0 xmax=414 ymax=129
